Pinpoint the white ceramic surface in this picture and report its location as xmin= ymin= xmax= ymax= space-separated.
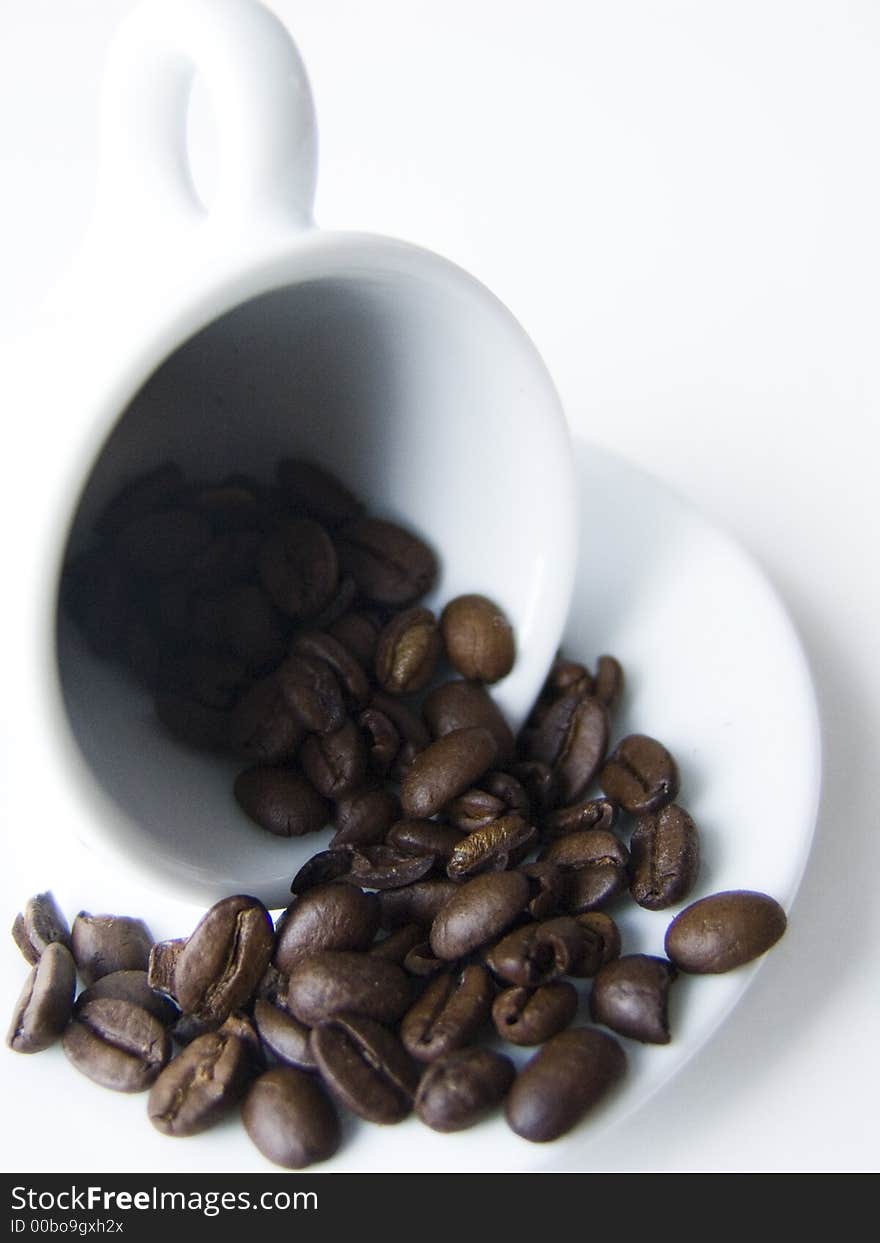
xmin=0 ymin=441 xmax=820 ymax=1173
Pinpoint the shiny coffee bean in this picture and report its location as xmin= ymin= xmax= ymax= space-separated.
xmin=148 ymin=1029 xmax=253 ymax=1135
xmin=589 ymin=954 xmax=677 ymax=1044
xmin=339 ymin=844 xmax=437 ymax=891
xmin=330 ymin=786 xmax=400 ymax=847
xmin=299 ymin=718 xmax=368 ymax=799
xmin=289 ymin=849 xmax=355 ymax=895
xmin=630 ymin=804 xmax=700 ymax=910
xmin=71 ymin=913 xmax=154 ymax=986
xmin=147 ymin=939 xmax=186 ymax=998
xmin=374 ymin=607 xmax=442 ymax=695
xmin=252 ymin=1000 xmax=316 ymax=1071
xmin=378 ymin=880 xmax=460 ymax=930
xmin=258 ymin=516 xmax=338 ymax=619
xmin=310 ymin=1012 xmax=419 ymax=1124
xmin=664 ymin=890 xmax=787 ymax=973
xmin=506 ymin=1027 xmax=626 ymax=1142
xmin=174 ymin=896 xmax=274 ymax=1022
xmin=484 ymin=917 xmax=590 ymax=986
xmin=335 ymin=516 xmax=437 ymax=607
xmin=234 ymin=766 xmax=330 ymax=838
xmin=11 ymin=892 xmax=71 ymax=965
xmin=63 ymin=998 xmax=171 ymax=1092
xmin=277 ymin=652 xmax=346 ymax=736
xmin=429 ymin=871 xmax=530 ymax=961
xmin=415 ymin=1048 xmax=515 ymax=1132
xmin=290 ymin=631 xmax=370 ymax=708
xmin=285 ymin=951 xmax=411 ymax=1027
xmin=242 ymin=1067 xmax=341 ymax=1169
xmin=7 ymin=942 xmax=77 ymax=1053
xmin=593 ymin=655 xmax=624 ymax=710
xmin=445 ymin=789 xmax=507 ymax=833
xmin=274 ymin=885 xmax=379 ymax=973
xmin=543 ymin=796 xmax=619 ymax=839
xmin=492 ymin=981 xmax=579 ymax=1046
xmin=540 ymin=830 xmax=630 ymax=913
xmin=275 ymin=458 xmax=362 ymax=529
xmin=357 ymin=708 xmax=401 ymax=778
xmin=440 ymin=594 xmax=515 ymax=684
xmin=386 ymin=819 xmax=466 ymax=861
xmin=400 ymin=726 xmax=498 ymax=819
xmin=422 ymin=680 xmax=515 ymax=766
xmin=400 ymin=965 xmax=494 ymax=1062
xmin=446 ymin=812 xmax=538 ymax=880
xmin=75 ymin=970 xmax=178 ymax=1026
xmin=228 ymin=675 xmax=305 ymax=763
xmin=600 ymin=734 xmax=680 ymax=814
xmin=524 ymin=692 xmax=610 ymax=804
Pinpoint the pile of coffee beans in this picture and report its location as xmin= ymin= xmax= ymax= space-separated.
xmin=28 ymin=457 xmax=789 ymax=1165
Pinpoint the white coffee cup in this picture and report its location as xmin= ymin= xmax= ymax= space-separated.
xmin=3 ymin=0 xmax=576 ymax=907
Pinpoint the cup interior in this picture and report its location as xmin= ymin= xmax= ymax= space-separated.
xmin=55 ymin=254 xmax=574 ymax=905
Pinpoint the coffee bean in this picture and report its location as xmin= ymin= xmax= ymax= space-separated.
xmin=63 ymin=998 xmax=171 ymax=1092
xmin=491 ymin=981 xmax=579 ymax=1046
xmin=510 ymin=760 xmax=559 ymax=813
xmin=524 ymin=692 xmax=610 ymax=804
xmin=441 ymin=594 xmax=515 ymax=684
xmin=174 ymin=896 xmax=274 ymax=1022
xmin=328 ymin=610 xmax=383 ymax=669
xmin=335 ymin=516 xmax=437 ymax=607
xmin=368 ymin=691 xmax=431 ymax=773
xmin=289 ymin=849 xmax=354 ymax=895
xmin=340 ymin=844 xmax=437 ymax=891
xmin=189 ymin=583 xmax=286 ymax=673
xmin=75 ymin=970 xmax=178 ymax=1026
xmin=286 ymin=951 xmax=410 ymax=1027
xmin=414 ymin=1048 xmax=515 ymax=1132
xmin=277 ymin=652 xmax=346 ymax=736
xmin=378 ymin=881 xmax=460 ymax=930
xmin=71 ymin=913 xmax=154 ymax=986
xmin=7 ymin=942 xmax=76 ymax=1053
xmin=517 ymin=861 xmax=567 ymax=920
xmin=291 ymin=631 xmax=370 ymax=709
xmin=600 ymin=734 xmax=680 ymax=814
xmin=505 ymin=1027 xmax=626 ymax=1142
xmin=386 ymin=819 xmax=465 ymax=861
xmin=299 ymin=718 xmax=368 ymax=799
xmin=429 ymin=871 xmax=530 ymax=961
xmin=630 ymin=804 xmax=700 ymax=910
xmin=539 ymin=830 xmax=630 ymax=913
xmin=252 ymin=1000 xmax=316 ymax=1071
xmin=400 ymin=965 xmax=494 ymax=1062
xmin=374 ymin=607 xmax=442 ymax=695
xmin=401 ymin=940 xmax=446 ymax=977
xmin=368 ymin=924 xmax=425 ymax=965
xmin=147 ymin=939 xmax=186 ymax=998
xmin=258 ymin=516 xmax=338 ymax=619
xmin=311 ymin=1013 xmax=418 ymax=1125
xmin=114 ymin=508 xmax=212 ymax=578
xmin=484 ymin=917 xmax=590 ymax=986
xmin=664 ymin=890 xmax=787 ymax=973
xmin=148 ymin=1029 xmax=253 ymax=1135
xmin=400 ymin=726 xmax=498 ymax=819
xmin=589 ymin=954 xmax=677 ymax=1044
xmin=357 ymin=708 xmax=401 ymax=777
xmin=274 ymin=885 xmax=379 ymax=973
xmin=444 ymin=789 xmax=507 ymax=833
xmin=543 ymin=796 xmax=619 ymax=839
xmin=275 ymin=459 xmax=362 ymax=529
xmin=234 ymin=767 xmax=330 ymax=838
xmin=422 ymin=680 xmax=515 ymax=766
xmin=574 ymin=912 xmax=622 ymax=972
xmin=543 ymin=658 xmax=594 ymax=700
xmin=242 ymin=1067 xmax=341 ymax=1169
xmin=11 ymin=892 xmax=71 ymax=965
xmin=593 ymin=655 xmax=624 ymax=710
xmin=330 ymin=786 xmax=400 ymax=847
xmin=228 ymin=676 xmax=305 ymax=763
xmin=446 ymin=812 xmax=538 ymax=879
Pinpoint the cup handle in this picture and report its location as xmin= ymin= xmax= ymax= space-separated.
xmin=95 ymin=0 xmax=317 ymax=239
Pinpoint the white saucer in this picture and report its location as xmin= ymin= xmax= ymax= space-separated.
xmin=0 ymin=440 xmax=821 ymax=1173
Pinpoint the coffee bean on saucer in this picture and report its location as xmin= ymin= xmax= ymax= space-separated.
xmin=285 ymin=951 xmax=411 ymax=1027
xmin=400 ymin=965 xmax=494 ymax=1062
xmin=524 ymin=691 xmax=609 ymax=805
xmin=629 ymin=804 xmax=700 ymax=910
xmin=252 ymin=1000 xmax=316 ymax=1071
xmin=589 ymin=954 xmax=677 ymax=1044
xmin=505 ymin=1027 xmax=626 ymax=1142
xmin=664 ymin=890 xmax=787 ymax=973
xmin=11 ymin=892 xmax=71 ymax=965
xmin=310 ymin=1012 xmax=419 ymax=1124
xmin=374 ymin=607 xmax=442 ymax=695
xmin=441 ymin=594 xmax=515 ymax=684
xmin=174 ymin=896 xmax=274 ymax=1023
xmin=71 ymin=913 xmax=154 ymax=986
xmin=148 ymin=1028 xmax=253 ymax=1136
xmin=63 ymin=998 xmax=171 ymax=1092
xmin=75 ymin=970 xmax=178 ymax=1026
xmin=400 ymin=726 xmax=498 ymax=819
xmin=242 ymin=1067 xmax=341 ymax=1169
xmin=600 ymin=734 xmax=680 ymax=815
xmin=422 ymin=680 xmax=515 ymax=767
xmin=491 ymin=981 xmax=579 ymax=1046
xmin=415 ymin=1048 xmax=515 ymax=1132
xmin=429 ymin=871 xmax=530 ymax=961
xmin=7 ymin=942 xmax=77 ymax=1053
xmin=273 ymin=884 xmax=379 ymax=972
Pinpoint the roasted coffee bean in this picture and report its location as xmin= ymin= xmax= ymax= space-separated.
xmin=386 ymin=819 xmax=466 ymax=862
xmin=330 ymin=786 xmax=400 ymax=847
xmin=506 ymin=1027 xmax=626 ymax=1142
xmin=71 ymin=913 xmax=153 ymax=986
xmin=517 ymin=861 xmax=567 ymax=920
xmin=114 ymin=508 xmax=213 ymax=578
xmin=422 ymin=680 xmax=515 ymax=766
xmin=378 ymin=880 xmax=460 ymax=930
xmin=335 ymin=516 xmax=437 ymax=607
xmin=664 ymin=891 xmax=787 ymax=973
xmin=286 ymin=951 xmax=410 ymax=1026
xmin=492 ymin=982 xmax=579 ymax=1046
xmin=63 ymin=998 xmax=171 ymax=1092
xmin=95 ymin=461 xmax=185 ymax=537
xmin=357 ymin=708 xmax=401 ymax=777
xmin=593 ymin=655 xmax=624 ymax=710
xmin=328 ymin=610 xmax=383 ymax=669
xmin=7 ymin=942 xmax=76 ymax=1053
xmin=524 ymin=692 xmax=609 ymax=804
xmin=630 ymin=804 xmax=700 ymax=910
xmin=291 ymin=631 xmax=370 ymax=708
xmin=400 ymin=727 xmax=498 ymax=819
xmin=415 ymin=1048 xmax=515 ymax=1133
xmin=290 ymin=850 xmax=354 ymax=894
xmin=11 ymin=892 xmax=71 ymax=965
xmin=147 ymin=939 xmax=186 ymax=998
xmin=574 ymin=912 xmax=622 ymax=972
xmin=243 ymin=1067 xmax=341 ymax=1169
xmin=258 ymin=516 xmax=338 ymax=619
xmin=148 ymin=1029 xmax=253 ymax=1135
xmin=252 ymin=1000 xmax=316 ymax=1071
xmin=510 ymin=760 xmax=560 ymax=813
xmin=600 ymin=734 xmax=680 ymax=814
xmin=228 ymin=676 xmax=305 ymax=763
xmin=543 ymin=796 xmax=619 ymax=838
xmin=484 ymin=917 xmax=590 ymax=986
xmin=400 ymin=966 xmax=494 ymax=1063
xmin=341 ymin=845 xmax=437 ymax=890
xmin=374 ymin=607 xmax=442 ymax=695
xmin=234 ymin=767 xmax=330 ymax=838
xmin=540 ymin=830 xmax=630 ymax=913
xmin=75 ymin=970 xmax=178 ymax=1026
xmin=368 ymin=924 xmax=425 ymax=965
xmin=440 ymin=594 xmax=515 ymax=684
xmin=589 ymin=954 xmax=677 ymax=1044
xmin=274 ymin=885 xmax=379 ymax=973
xmin=190 ymin=583 xmax=286 ymax=673
xmin=174 ymin=896 xmax=274 ymax=1022
xmin=429 ymin=871 xmax=530 ymax=961
xmin=275 ymin=458 xmax=362 ymax=529
xmin=446 ymin=813 xmax=538 ymax=879
xmin=299 ymin=718 xmax=368 ymax=799
xmin=445 ymin=789 xmax=506 ymax=833
xmin=188 ymin=644 xmax=249 ymax=709
xmin=369 ymin=691 xmax=431 ymax=771
xmin=544 ymin=658 xmax=593 ymax=700
xmin=155 ymin=693 xmax=232 ymax=753
xmin=310 ymin=1012 xmax=419 ymax=1124
xmin=277 ymin=652 xmax=346 ymax=736
xmin=401 ymin=941 xmax=445 ymax=977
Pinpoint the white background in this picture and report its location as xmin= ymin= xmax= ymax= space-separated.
xmin=1 ymin=0 xmax=879 ymax=1173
